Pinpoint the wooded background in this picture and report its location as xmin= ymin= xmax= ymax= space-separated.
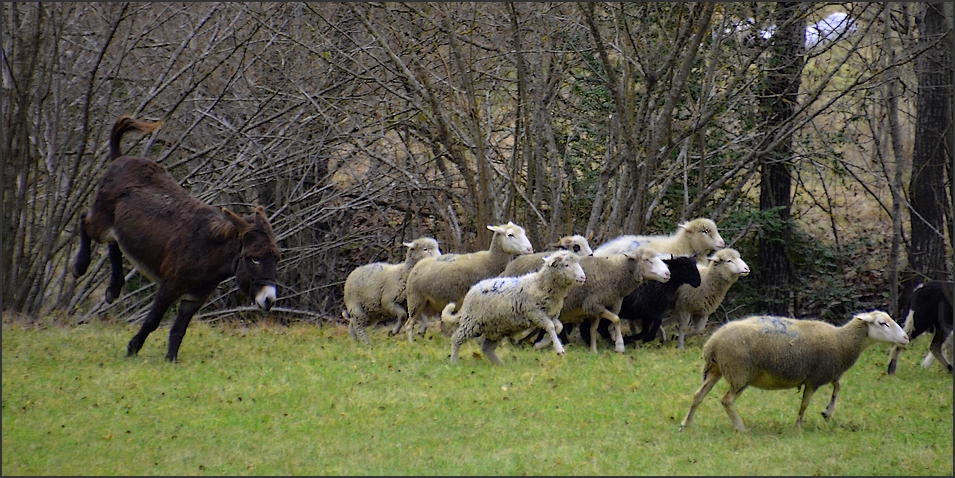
xmin=3 ymin=2 xmax=952 ymax=327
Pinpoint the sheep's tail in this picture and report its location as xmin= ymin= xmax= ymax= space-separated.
xmin=110 ymin=115 xmax=162 ymax=160
xmin=440 ymin=302 xmax=459 ymax=324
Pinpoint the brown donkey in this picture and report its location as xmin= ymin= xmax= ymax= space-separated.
xmin=73 ymin=116 xmax=281 ymax=362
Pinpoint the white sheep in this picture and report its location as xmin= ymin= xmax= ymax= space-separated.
xmin=533 ymin=247 xmax=672 ymax=354
xmin=402 ymin=221 xmax=534 ymax=342
xmin=593 ymin=218 xmax=725 ymax=263
xmin=442 ymin=250 xmax=587 ymax=364
xmin=501 ymin=234 xmax=594 ymax=278
xmin=664 ymin=248 xmax=750 ymax=349
xmin=341 ymin=237 xmax=442 ymax=344
xmin=679 ymin=310 xmax=909 ymax=432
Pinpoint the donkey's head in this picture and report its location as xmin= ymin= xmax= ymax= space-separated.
xmin=223 ymin=206 xmax=281 ymax=311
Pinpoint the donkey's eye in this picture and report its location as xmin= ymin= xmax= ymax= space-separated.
xmin=249 ymin=257 xmax=260 ymax=266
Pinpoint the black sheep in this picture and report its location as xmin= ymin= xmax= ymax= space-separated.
xmin=580 ymin=255 xmax=702 ymax=347
xmin=887 ymin=280 xmax=954 ymax=374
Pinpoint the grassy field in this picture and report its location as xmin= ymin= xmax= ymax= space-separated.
xmin=2 ymin=318 xmax=952 ymax=475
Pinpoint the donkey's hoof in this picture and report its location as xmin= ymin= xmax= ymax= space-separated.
xmin=72 ymin=262 xmax=89 ymax=278
xmin=105 ymin=287 xmax=121 ymax=303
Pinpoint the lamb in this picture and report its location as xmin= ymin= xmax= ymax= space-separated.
xmin=580 ymin=255 xmax=702 ymax=347
xmin=442 ymin=250 xmax=587 ymax=364
xmin=501 ymin=234 xmax=594 ymax=278
xmin=401 ymin=221 xmax=534 ymax=342
xmin=341 ymin=237 xmax=442 ymax=344
xmin=533 ymin=247 xmax=672 ymax=354
xmin=679 ymin=310 xmax=909 ymax=432
xmin=664 ymin=248 xmax=750 ymax=349
xmin=886 ymin=280 xmax=953 ymax=374
xmin=593 ymin=218 xmax=725 ymax=263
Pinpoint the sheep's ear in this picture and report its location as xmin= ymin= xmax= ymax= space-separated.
xmin=855 ymin=310 xmax=890 ymax=324
xmin=487 ymin=224 xmax=500 ymax=233
xmin=403 ymin=241 xmax=415 ymax=249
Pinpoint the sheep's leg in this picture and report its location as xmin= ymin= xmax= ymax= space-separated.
xmin=680 ymin=366 xmax=722 ymax=431
xmin=534 ymin=333 xmax=553 ymax=350
xmin=888 ymin=309 xmax=917 ymax=374
xmin=538 ymin=316 xmax=565 ymax=356
xmin=886 ymin=344 xmax=904 ymax=375
xmin=690 ymin=314 xmax=709 ymax=336
xmin=449 ymin=326 xmax=469 ymax=364
xmin=819 ymin=381 xmax=837 ymax=421
xmin=481 ymin=338 xmax=503 ymax=364
xmin=418 ymin=314 xmax=430 ymax=337
xmin=675 ymin=312 xmax=692 ymax=350
xmin=510 ymin=326 xmax=537 ymax=343
xmin=390 ymin=317 xmax=405 ymax=336
xmin=349 ymin=311 xmax=371 ymax=344
xmin=597 ymin=309 xmax=626 ymax=353
xmin=381 ymin=302 xmax=408 ymax=337
xmin=406 ymin=314 xmax=418 ymax=342
xmin=657 ymin=324 xmax=668 ymax=343
xmin=343 ymin=310 xmax=356 ymax=340
xmin=720 ymin=383 xmax=748 ymax=432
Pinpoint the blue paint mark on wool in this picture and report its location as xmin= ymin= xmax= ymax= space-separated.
xmin=480 ymin=277 xmax=519 ymax=294
xmin=757 ymin=316 xmax=800 ymax=338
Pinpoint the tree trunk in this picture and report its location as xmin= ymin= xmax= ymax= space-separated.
xmin=905 ymin=2 xmax=952 ymax=301
xmin=756 ymin=2 xmax=805 ymax=316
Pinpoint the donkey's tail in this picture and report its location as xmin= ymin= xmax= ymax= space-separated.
xmin=110 ymin=115 xmax=162 ymax=160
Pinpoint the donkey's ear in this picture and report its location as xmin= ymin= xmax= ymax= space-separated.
xmin=222 ymin=207 xmax=252 ymax=233
xmin=251 ymin=205 xmax=274 ymax=233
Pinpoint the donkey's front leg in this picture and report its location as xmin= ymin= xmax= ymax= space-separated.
xmin=166 ymin=298 xmax=205 ymax=363
xmin=105 ymin=241 xmax=125 ymax=303
xmin=127 ymin=286 xmax=177 ymax=358
xmin=72 ymin=213 xmax=92 ymax=277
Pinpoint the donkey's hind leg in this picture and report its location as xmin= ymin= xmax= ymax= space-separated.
xmin=105 ymin=242 xmax=125 ymax=303
xmin=127 ymin=286 xmax=177 ymax=358
xmin=72 ymin=213 xmax=93 ymax=277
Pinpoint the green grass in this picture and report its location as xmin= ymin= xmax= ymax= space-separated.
xmin=2 ymin=319 xmax=952 ymax=475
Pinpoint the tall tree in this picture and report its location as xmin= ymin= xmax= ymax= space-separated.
xmin=905 ymin=2 xmax=952 ymax=294
xmin=755 ymin=2 xmax=806 ymax=315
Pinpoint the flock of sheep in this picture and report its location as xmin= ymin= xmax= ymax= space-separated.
xmin=341 ymin=218 xmax=951 ymax=431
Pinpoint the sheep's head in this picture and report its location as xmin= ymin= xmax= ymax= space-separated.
xmin=404 ymin=237 xmax=442 ymax=262
xmin=626 ymin=247 xmax=671 ymax=283
xmin=679 ymin=218 xmax=726 ymax=255
xmin=708 ymin=248 xmax=750 ymax=278
xmin=541 ymin=250 xmax=586 ymax=285
xmin=855 ymin=310 xmax=909 ymax=346
xmin=550 ymin=234 xmax=594 ymax=256
xmin=488 ymin=221 xmax=534 ymax=255
xmin=665 ymin=255 xmax=702 ymax=288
